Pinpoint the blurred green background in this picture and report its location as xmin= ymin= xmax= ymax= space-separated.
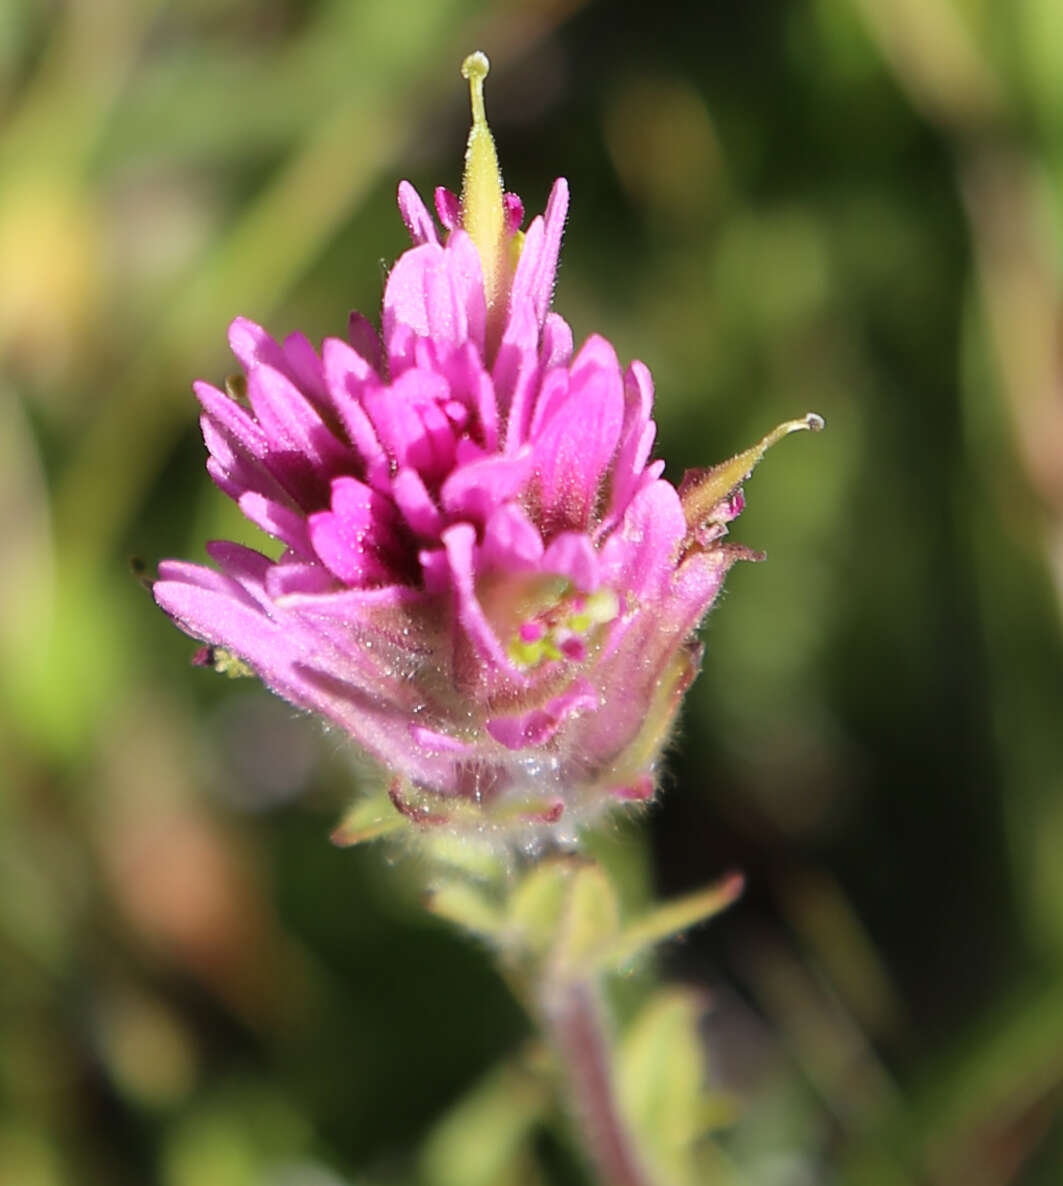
xmin=3 ymin=0 xmax=1063 ymax=1183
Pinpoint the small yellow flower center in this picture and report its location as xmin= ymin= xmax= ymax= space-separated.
xmin=507 ymin=587 xmax=621 ymax=670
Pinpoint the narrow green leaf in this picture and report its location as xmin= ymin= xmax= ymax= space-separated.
xmin=596 ymin=872 xmax=745 ymax=972
xmin=329 ymin=796 xmax=403 ymax=846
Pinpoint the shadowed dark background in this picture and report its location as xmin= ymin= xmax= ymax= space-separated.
xmin=3 ymin=1 xmax=1063 ymax=1183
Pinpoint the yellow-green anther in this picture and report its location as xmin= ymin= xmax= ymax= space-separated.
xmin=568 ymin=589 xmax=618 ymax=633
xmin=460 ymin=52 xmax=506 ymax=322
xmin=541 ymin=637 xmax=563 ymax=662
xmin=584 ymin=588 xmax=620 ymax=625
xmin=508 ymin=637 xmax=545 ymax=668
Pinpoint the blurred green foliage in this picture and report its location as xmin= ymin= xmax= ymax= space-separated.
xmin=2 ymin=0 xmax=1063 ymax=1183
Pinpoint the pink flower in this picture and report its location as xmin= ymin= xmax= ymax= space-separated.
xmin=154 ymin=53 xmax=821 ymax=840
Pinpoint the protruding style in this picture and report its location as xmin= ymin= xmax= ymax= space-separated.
xmin=460 ymin=52 xmax=507 ymax=337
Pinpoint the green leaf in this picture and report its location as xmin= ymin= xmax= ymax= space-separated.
xmin=329 ymin=795 xmax=403 ymax=846
xmin=425 ymin=881 xmax=502 ymax=940
xmin=679 ymin=414 xmax=824 ymax=530
xmin=506 ymin=859 xmax=573 ymax=959
xmin=420 ymin=1054 xmax=549 ymax=1186
xmin=555 ymin=861 xmax=621 ymax=974
xmin=595 ymin=872 xmax=745 ymax=973
xmin=618 ymin=990 xmax=709 ymax=1179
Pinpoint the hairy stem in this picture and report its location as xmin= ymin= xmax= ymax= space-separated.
xmin=544 ymin=976 xmax=659 ymax=1186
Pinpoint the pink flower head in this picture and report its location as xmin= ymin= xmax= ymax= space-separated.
xmin=155 ymin=53 xmax=821 ymax=842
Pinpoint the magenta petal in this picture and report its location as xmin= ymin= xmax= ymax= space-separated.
xmin=236 ymin=491 xmax=313 ymax=556
xmin=277 ymin=583 xmax=427 ymax=614
xmin=322 ymin=333 xmax=374 ymax=390
xmin=495 ymin=303 xmax=541 ymax=450
xmin=264 ymin=561 xmax=336 ymax=599
xmin=392 ymin=466 xmax=444 ymax=537
xmin=486 ymin=678 xmax=597 ymax=750
xmin=440 ymin=450 xmax=533 ymax=521
xmin=429 ymin=232 xmax=486 ymax=352
xmin=154 ymin=578 xmax=285 ymax=673
xmin=347 ymin=312 xmax=384 ymax=376
xmin=508 ymin=216 xmax=543 ymax=318
xmin=481 ymin=503 xmax=544 ymax=572
xmin=200 ymin=414 xmax=251 ymax=484
xmin=443 ymin=524 xmax=514 ymax=672
xmin=542 ymin=532 xmax=599 ymax=593
xmin=509 ymin=178 xmax=568 ymax=332
xmin=397 ymin=180 xmax=438 ymax=245
xmin=155 ymin=559 xmax=260 ymax=609
xmin=454 ymin=437 xmax=485 ymax=466
xmin=383 ymin=243 xmax=444 ymax=343
xmin=541 ymin=313 xmax=574 ymax=370
xmin=382 ymin=234 xmax=486 ymax=358
xmin=154 ymin=582 xmax=367 ymax=722
xmin=623 ymin=358 xmax=654 ymax=427
xmin=531 ymin=334 xmax=624 ymax=530
xmin=569 ymin=332 xmax=622 ymax=386
xmin=243 ymin=365 xmax=353 ymax=508
xmin=362 ymin=367 xmax=453 ymax=477
xmin=307 ymin=476 xmax=403 ymax=586
xmin=195 ymin=381 xmax=268 ymax=460
xmin=410 ymin=724 xmax=471 ymax=754
xmin=204 ymin=454 xmax=272 ymax=507
xmin=528 ymin=366 xmax=572 ymax=439
xmin=601 ymin=360 xmax=658 ymax=532
xmin=672 ymin=547 xmax=739 ymax=634
xmin=289 ymin=670 xmax=460 ymax=793
xmin=633 ymin=422 xmax=656 ymax=482
xmin=225 ymin=320 xmax=330 ymax=413
xmin=503 ymin=192 xmax=524 ymax=233
xmin=419 ymin=546 xmax=450 ymax=594
xmin=386 ymin=323 xmax=418 ymax=375
xmin=281 ymin=331 xmax=328 ymax=405
xmin=201 ymin=418 xmax=287 ymax=505
xmin=532 ymin=178 xmax=569 ymax=322
xmin=321 ymin=337 xmax=389 ymax=486
xmin=436 ymin=341 xmax=498 ymax=451
xmin=205 ymin=539 xmax=272 ymax=585
xmin=247 ymin=364 xmax=351 ymax=473
xmin=434 ymin=186 xmax=459 ymax=230
xmin=228 ymin=316 xmax=286 ymax=375
xmin=197 ymin=390 xmax=304 ymax=513
xmin=599 ymin=479 xmax=685 ymax=599
xmin=415 ymin=395 xmax=459 ymax=480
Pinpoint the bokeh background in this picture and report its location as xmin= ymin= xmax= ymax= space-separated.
xmin=4 ymin=0 xmax=1063 ymax=1183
